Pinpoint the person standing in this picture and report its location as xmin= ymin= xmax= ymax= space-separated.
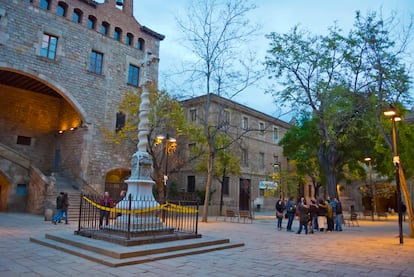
xmin=317 ymin=198 xmax=327 ymax=232
xmin=99 ymin=192 xmax=114 ymax=228
xmin=326 ymin=199 xmax=334 ymax=232
xmin=61 ymin=192 xmax=69 ymax=224
xmin=275 ymin=199 xmax=286 ymax=230
xmin=296 ymin=198 xmax=309 ymax=234
xmin=51 ymin=192 xmax=64 ymax=224
xmin=286 ymin=196 xmax=296 ymax=232
xmin=334 ymin=197 xmax=343 ymax=231
xmin=308 ymin=199 xmax=318 ymax=234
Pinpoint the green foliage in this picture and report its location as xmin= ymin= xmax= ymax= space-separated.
xmin=265 ymin=11 xmax=412 ymax=197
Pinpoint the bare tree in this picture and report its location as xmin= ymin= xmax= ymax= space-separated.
xmin=176 ymin=0 xmax=262 ymax=222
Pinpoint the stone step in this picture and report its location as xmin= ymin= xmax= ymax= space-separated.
xmin=29 ymin=232 xmax=244 ymax=267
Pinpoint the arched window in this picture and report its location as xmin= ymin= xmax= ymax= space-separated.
xmin=57 ymin=2 xmax=68 ymax=17
xmin=72 ymin=9 xmax=83 ymax=23
xmin=114 ymin=27 xmax=122 ymax=41
xmin=87 ymin=15 xmax=96 ymax=30
xmin=40 ymin=0 xmax=50 ymax=10
xmin=126 ymin=33 xmax=134 ymax=46
xmin=137 ymin=38 xmax=145 ymax=50
xmin=101 ymin=21 xmax=110 ymax=36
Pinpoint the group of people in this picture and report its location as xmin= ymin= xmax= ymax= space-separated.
xmin=275 ymin=196 xmax=343 ymax=234
xmin=51 ymin=192 xmax=69 ymax=224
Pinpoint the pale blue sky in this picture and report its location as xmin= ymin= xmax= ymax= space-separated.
xmin=133 ymin=0 xmax=414 ymax=121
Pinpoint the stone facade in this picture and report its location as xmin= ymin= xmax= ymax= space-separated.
xmin=0 ymin=0 xmax=163 ymax=212
xmin=178 ymin=94 xmax=291 ymax=213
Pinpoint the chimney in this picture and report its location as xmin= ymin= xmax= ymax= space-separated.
xmin=122 ymin=0 xmax=133 ymax=16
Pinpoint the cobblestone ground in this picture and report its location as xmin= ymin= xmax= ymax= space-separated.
xmin=0 ymin=212 xmax=413 ymax=276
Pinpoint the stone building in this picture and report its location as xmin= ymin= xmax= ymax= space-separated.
xmin=0 ymin=0 xmax=164 ymax=213
xmin=178 ymin=94 xmax=291 ymax=213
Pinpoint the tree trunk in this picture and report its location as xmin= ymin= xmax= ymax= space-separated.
xmin=202 ymin=148 xmax=215 ymax=222
xmin=318 ymin=143 xmax=338 ymax=199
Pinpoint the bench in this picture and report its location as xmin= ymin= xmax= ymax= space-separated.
xmin=224 ymin=209 xmax=238 ymax=222
xmin=346 ymin=213 xmax=359 ymax=227
xmin=239 ymin=210 xmax=253 ymax=224
xmin=376 ymin=212 xmax=388 ymax=220
xmin=363 ymin=210 xmax=372 ymax=219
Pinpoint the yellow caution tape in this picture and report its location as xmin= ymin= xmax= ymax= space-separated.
xmin=82 ymin=196 xmax=198 ymax=214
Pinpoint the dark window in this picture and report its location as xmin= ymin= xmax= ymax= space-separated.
xmin=40 ymin=0 xmax=50 ymax=10
xmin=137 ymin=38 xmax=144 ymax=50
xmin=101 ymin=21 xmax=110 ymax=35
xmin=223 ymin=177 xmax=230 ymax=196
xmin=126 ymin=33 xmax=133 ymax=46
xmin=17 ymin=136 xmax=31 ymax=145
xmin=127 ymin=64 xmax=139 ymax=86
xmin=24 ymin=0 xmax=33 ymax=3
xmin=187 ymin=176 xmax=195 ymax=193
xmin=90 ymin=50 xmax=103 ymax=74
xmin=87 ymin=15 xmax=96 ymax=30
xmin=16 ymin=184 xmax=27 ymax=195
xmin=72 ymin=9 xmax=82 ymax=23
xmin=115 ymin=112 xmax=126 ymax=132
xmin=190 ymin=109 xmax=197 ymax=121
xmin=57 ymin=2 xmax=67 ymax=17
xmin=114 ymin=27 xmax=122 ymax=41
xmin=40 ymin=33 xmax=58 ymax=60
xmin=241 ymin=148 xmax=248 ymax=167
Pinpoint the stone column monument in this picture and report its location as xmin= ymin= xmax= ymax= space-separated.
xmin=116 ymin=52 xmax=160 ymax=228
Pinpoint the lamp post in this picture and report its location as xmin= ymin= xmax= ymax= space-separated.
xmin=156 ymin=134 xmax=177 ymax=201
xmin=384 ymin=108 xmax=403 ymax=244
xmin=364 ymin=157 xmax=375 ymax=221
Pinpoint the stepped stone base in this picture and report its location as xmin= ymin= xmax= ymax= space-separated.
xmin=30 ymin=230 xmax=244 ymax=267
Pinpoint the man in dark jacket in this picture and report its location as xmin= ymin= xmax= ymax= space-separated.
xmin=286 ymin=196 xmax=296 ymax=232
xmin=51 ymin=192 xmax=64 ymax=224
xmin=334 ymin=197 xmax=343 ymax=231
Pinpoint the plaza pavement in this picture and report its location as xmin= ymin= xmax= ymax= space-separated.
xmin=0 ymin=212 xmax=413 ymax=277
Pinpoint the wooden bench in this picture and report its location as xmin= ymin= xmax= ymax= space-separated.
xmin=346 ymin=213 xmax=359 ymax=227
xmin=362 ymin=210 xmax=372 ymax=219
xmin=376 ymin=212 xmax=388 ymax=220
xmin=238 ymin=210 xmax=253 ymax=224
xmin=224 ymin=209 xmax=238 ymax=222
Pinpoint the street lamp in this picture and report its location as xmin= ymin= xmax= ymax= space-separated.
xmin=364 ymin=157 xmax=375 ymax=221
xmin=384 ymin=107 xmax=403 ymax=244
xmin=155 ymin=134 xmax=177 ymax=201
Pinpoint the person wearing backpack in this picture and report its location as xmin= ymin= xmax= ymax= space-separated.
xmin=286 ymin=196 xmax=296 ymax=232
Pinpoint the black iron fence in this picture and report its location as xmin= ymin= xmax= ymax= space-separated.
xmin=77 ymin=193 xmax=199 ymax=239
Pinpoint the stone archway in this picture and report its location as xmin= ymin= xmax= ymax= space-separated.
xmin=0 ymin=68 xmax=90 ymax=213
xmin=0 ymin=172 xmax=10 ymax=211
xmin=105 ymin=169 xmax=131 ymax=203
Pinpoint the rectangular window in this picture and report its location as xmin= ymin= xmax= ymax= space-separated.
xmin=16 ymin=184 xmax=27 ymax=195
xmin=127 ymin=64 xmax=140 ymax=86
xmin=224 ymin=110 xmax=230 ymax=123
xmin=273 ymin=127 xmax=279 ymax=142
xmin=188 ymin=143 xmax=196 ymax=158
xmin=259 ymin=152 xmax=265 ymax=170
xmin=90 ymin=50 xmax=103 ymax=74
xmin=259 ymin=122 xmax=265 ymax=134
xmin=273 ymin=156 xmax=279 ymax=173
xmin=17 ymin=135 xmax=31 ymax=145
xmin=187 ymin=176 xmax=195 ymax=193
xmin=223 ymin=177 xmax=230 ymax=196
xmin=242 ymin=116 xmax=248 ymax=130
xmin=115 ymin=112 xmax=126 ymax=132
xmin=190 ymin=109 xmax=197 ymax=121
xmin=40 ymin=34 xmax=58 ymax=60
xmin=241 ymin=148 xmax=248 ymax=167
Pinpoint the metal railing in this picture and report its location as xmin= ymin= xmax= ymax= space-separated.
xmin=77 ymin=193 xmax=199 ymax=239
